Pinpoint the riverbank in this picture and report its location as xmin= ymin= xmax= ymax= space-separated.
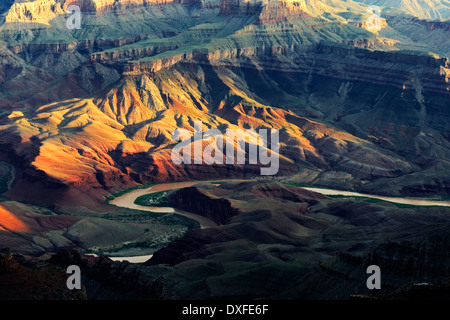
xmin=301 ymin=187 xmax=450 ymax=207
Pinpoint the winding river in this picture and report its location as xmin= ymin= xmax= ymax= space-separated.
xmin=301 ymin=187 xmax=450 ymax=207
xmin=106 ymin=180 xmax=226 ymax=263
xmin=107 ymin=180 xmax=450 ymax=262
xmin=109 ymin=180 xmax=226 ymax=229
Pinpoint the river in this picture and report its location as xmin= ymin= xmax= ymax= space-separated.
xmin=302 ymin=187 xmax=450 ymax=207
xmin=106 ymin=180 xmax=228 ymax=263
xmin=107 ymin=180 xmax=450 ymax=262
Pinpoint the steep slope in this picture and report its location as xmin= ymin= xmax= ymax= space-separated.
xmin=0 ymin=1 xmax=449 ymax=300
xmin=2 ymin=62 xmax=414 ymax=209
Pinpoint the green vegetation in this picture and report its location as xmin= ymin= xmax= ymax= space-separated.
xmin=104 ymin=183 xmax=156 ymax=204
xmin=134 ymin=191 xmax=170 ymax=207
xmin=39 ymin=210 xmax=54 ymax=216
xmin=0 ymin=175 xmax=9 ymax=194
xmin=326 ymin=195 xmax=421 ymax=208
xmin=92 ymin=237 xmax=175 ymax=256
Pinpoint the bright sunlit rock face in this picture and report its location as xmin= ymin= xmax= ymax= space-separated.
xmin=0 ymin=205 xmax=28 ymax=233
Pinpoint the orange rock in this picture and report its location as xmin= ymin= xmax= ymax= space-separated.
xmin=0 ymin=205 xmax=29 ymax=233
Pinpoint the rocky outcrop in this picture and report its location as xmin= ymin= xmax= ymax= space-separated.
xmin=343 ymin=37 xmax=398 ymax=49
xmin=4 ymin=0 xmax=183 ymax=23
xmin=331 ymin=231 xmax=450 ymax=299
xmin=254 ymin=0 xmax=309 ymax=24
xmin=147 ymin=182 xmax=450 ymax=298
xmin=0 ymin=248 xmax=87 ymax=300
xmin=4 ymin=0 xmax=64 ymax=23
xmin=0 ymin=248 xmax=175 ymax=299
xmin=146 ymin=227 xmax=238 ymax=266
xmin=168 ymin=186 xmax=240 ymax=224
xmin=219 ymin=0 xmax=262 ymax=15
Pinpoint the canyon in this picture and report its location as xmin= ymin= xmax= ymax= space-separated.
xmin=0 ymin=0 xmax=449 ymax=300
xmin=3 ymin=181 xmax=450 ymax=299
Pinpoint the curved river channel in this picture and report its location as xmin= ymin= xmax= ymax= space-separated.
xmin=106 ymin=180 xmax=450 ymax=262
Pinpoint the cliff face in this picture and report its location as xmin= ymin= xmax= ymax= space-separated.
xmin=0 ymin=248 xmax=174 ymax=300
xmin=219 ymin=0 xmax=262 ymax=15
xmin=168 ymin=187 xmax=240 ymax=224
xmin=325 ymin=231 xmax=450 ymax=300
xmin=326 ymin=232 xmax=450 ymax=283
xmin=122 ymin=44 xmax=450 ymax=94
xmin=2 ymin=182 xmax=450 ymax=300
xmin=4 ymin=0 xmax=182 ymax=23
xmin=0 ymin=248 xmax=87 ymax=300
xmin=4 ymin=1 xmax=64 ymax=23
